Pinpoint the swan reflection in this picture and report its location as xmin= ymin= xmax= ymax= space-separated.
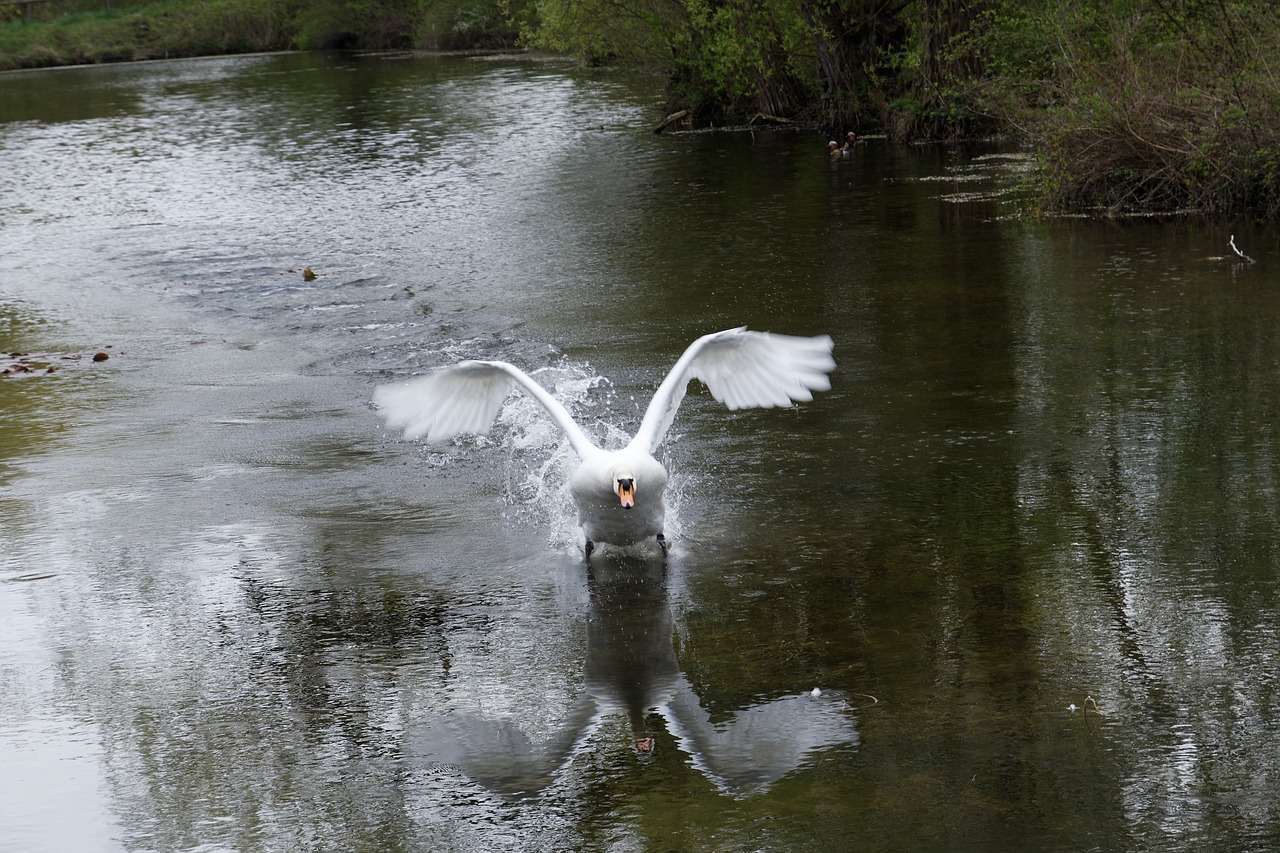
xmin=410 ymin=555 xmax=858 ymax=797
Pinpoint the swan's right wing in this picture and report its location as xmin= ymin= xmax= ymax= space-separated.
xmin=374 ymin=360 xmax=597 ymax=459
xmin=633 ymin=327 xmax=835 ymax=453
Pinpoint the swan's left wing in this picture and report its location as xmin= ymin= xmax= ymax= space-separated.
xmin=633 ymin=327 xmax=835 ymax=453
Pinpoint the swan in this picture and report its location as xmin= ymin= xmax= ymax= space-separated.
xmin=373 ymin=326 xmax=835 ymax=556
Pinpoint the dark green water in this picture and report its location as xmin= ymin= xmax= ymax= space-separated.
xmin=2 ymin=51 xmax=1279 ymax=852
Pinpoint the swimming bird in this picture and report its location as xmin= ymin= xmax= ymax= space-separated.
xmin=374 ymin=327 xmax=835 ymax=557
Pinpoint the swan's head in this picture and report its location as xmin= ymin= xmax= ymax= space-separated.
xmin=613 ymin=470 xmax=636 ymax=509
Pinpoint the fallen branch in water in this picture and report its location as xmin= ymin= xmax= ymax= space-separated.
xmin=653 ymin=110 xmax=689 ymax=134
xmin=747 ymin=112 xmax=794 ymax=127
xmin=1229 ymin=234 xmax=1256 ymax=263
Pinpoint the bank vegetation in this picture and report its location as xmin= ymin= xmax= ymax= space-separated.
xmin=3 ymin=0 xmax=1279 ymax=217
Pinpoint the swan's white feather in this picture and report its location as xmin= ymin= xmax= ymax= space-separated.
xmin=374 ymin=360 xmax=596 ymax=458
xmin=374 ymin=360 xmax=514 ymax=443
xmin=633 ymin=328 xmax=835 ymax=453
xmin=374 ymin=328 xmax=835 ymax=551
xmin=694 ymin=331 xmax=834 ymax=410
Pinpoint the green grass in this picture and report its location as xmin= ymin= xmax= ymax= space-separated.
xmin=0 ymin=0 xmax=521 ymax=71
xmin=0 ymin=0 xmax=286 ymax=69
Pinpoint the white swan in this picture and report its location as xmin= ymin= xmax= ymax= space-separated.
xmin=374 ymin=327 xmax=835 ymax=556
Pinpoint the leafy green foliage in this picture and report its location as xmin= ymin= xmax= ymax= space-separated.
xmin=526 ymin=0 xmax=681 ymax=65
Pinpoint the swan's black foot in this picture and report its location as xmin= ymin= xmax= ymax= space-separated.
xmin=585 ymin=539 xmax=595 ymax=559
xmin=656 ymin=533 xmax=668 ymax=555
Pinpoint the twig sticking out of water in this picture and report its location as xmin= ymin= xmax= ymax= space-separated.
xmin=1068 ymin=695 xmax=1102 ymax=715
xmin=1229 ymin=234 xmax=1256 ymax=263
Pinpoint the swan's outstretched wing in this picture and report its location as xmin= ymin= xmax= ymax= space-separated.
xmin=374 ymin=360 xmax=598 ymax=459
xmin=660 ymin=677 xmax=859 ymax=796
xmin=406 ymin=700 xmax=601 ymax=796
xmin=633 ymin=327 xmax=835 ymax=453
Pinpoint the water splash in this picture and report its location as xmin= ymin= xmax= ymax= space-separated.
xmin=488 ymin=362 xmax=688 ymax=553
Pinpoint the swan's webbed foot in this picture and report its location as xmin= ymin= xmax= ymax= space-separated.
xmin=585 ymin=539 xmax=595 ymax=559
xmin=656 ymin=533 xmax=668 ymax=556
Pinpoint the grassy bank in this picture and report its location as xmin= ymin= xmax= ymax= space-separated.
xmin=0 ymin=2 xmax=277 ymax=68
xmin=0 ymin=0 xmax=522 ymax=70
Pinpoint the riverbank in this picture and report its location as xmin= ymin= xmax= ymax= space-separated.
xmin=0 ymin=1 xmax=281 ymax=69
xmin=5 ymin=0 xmax=1280 ymax=218
xmin=0 ymin=0 xmax=519 ymax=70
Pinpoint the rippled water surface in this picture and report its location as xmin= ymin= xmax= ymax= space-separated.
xmin=3 ymin=52 xmax=1280 ymax=852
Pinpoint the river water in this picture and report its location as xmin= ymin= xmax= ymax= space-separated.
xmin=2 ymin=51 xmax=1279 ymax=852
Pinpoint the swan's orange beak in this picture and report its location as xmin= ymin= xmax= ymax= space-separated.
xmin=618 ymin=479 xmax=635 ymax=509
